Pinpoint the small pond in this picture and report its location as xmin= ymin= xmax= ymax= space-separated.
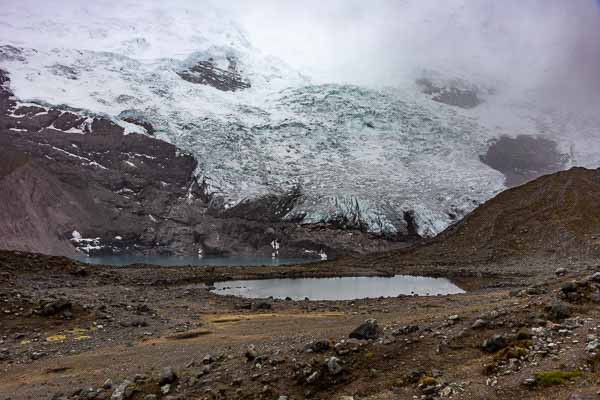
xmin=73 ymin=255 xmax=312 ymax=267
xmin=211 ymin=275 xmax=465 ymax=301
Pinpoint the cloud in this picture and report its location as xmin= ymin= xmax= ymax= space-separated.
xmin=5 ymin=0 xmax=600 ymax=103
xmin=218 ymin=0 xmax=600 ymax=101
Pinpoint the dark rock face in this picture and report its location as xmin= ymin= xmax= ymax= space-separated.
xmin=214 ymin=188 xmax=302 ymax=223
xmin=0 ymin=45 xmax=26 ymax=62
xmin=122 ymin=117 xmax=155 ymax=135
xmin=480 ymin=135 xmax=569 ymax=187
xmin=177 ymin=58 xmax=250 ymax=91
xmin=417 ymin=78 xmax=482 ymax=109
xmin=0 ymin=68 xmax=400 ymax=258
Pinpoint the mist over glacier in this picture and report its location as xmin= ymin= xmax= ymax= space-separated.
xmin=1 ymin=0 xmax=599 ymax=237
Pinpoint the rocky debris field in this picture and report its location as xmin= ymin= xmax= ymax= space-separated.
xmin=2 ymin=250 xmax=600 ymax=399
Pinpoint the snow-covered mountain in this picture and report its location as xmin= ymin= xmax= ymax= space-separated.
xmin=1 ymin=1 xmax=599 ymax=238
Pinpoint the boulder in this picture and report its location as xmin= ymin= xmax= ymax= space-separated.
xmin=481 ymin=335 xmax=508 ymax=353
xmin=349 ymin=319 xmax=383 ymax=340
xmin=326 ymin=357 xmax=343 ymax=375
xmin=546 ymin=302 xmax=573 ymax=322
xmin=111 ymin=380 xmax=134 ymax=400
xmin=560 ymin=282 xmax=577 ymax=294
xmin=159 ymin=367 xmax=177 ymax=385
xmin=245 ymin=345 xmax=258 ymax=361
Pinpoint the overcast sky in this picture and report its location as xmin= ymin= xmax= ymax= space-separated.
xmin=214 ymin=0 xmax=600 ymax=98
xmin=4 ymin=0 xmax=600 ymax=100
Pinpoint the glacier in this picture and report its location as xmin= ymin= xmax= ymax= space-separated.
xmin=1 ymin=0 xmax=599 ymax=237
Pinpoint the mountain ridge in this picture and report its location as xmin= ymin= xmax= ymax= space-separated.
xmin=400 ymin=166 xmax=600 ymax=263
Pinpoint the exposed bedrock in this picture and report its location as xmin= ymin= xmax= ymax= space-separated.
xmin=416 ymin=77 xmax=483 ymax=109
xmin=480 ymin=134 xmax=569 ymax=187
xmin=177 ymin=57 xmax=251 ymax=92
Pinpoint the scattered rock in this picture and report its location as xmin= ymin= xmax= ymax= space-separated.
xmin=111 ymin=380 xmax=134 ymax=400
xmin=471 ymin=319 xmax=488 ymax=330
xmin=304 ymin=340 xmax=330 ymax=353
xmin=306 ymin=371 xmax=320 ymax=384
xmin=160 ymin=384 xmax=171 ymax=395
xmin=392 ymin=325 xmax=419 ymax=336
xmin=522 ymin=377 xmax=537 ymax=387
xmin=326 ymin=357 xmax=343 ymax=375
xmin=555 ymin=268 xmax=567 ymax=276
xmin=245 ymin=345 xmax=258 ymax=361
xmin=159 ymin=367 xmax=177 ymax=385
xmin=585 ymin=340 xmax=600 ymax=352
xmin=526 ymin=286 xmax=546 ymax=296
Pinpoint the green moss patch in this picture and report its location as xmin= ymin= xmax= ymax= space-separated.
xmin=534 ymin=370 xmax=582 ymax=386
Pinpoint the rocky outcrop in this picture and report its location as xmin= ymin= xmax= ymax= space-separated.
xmin=480 ymin=134 xmax=569 ymax=187
xmin=416 ymin=77 xmax=483 ymax=109
xmin=177 ymin=58 xmax=250 ymax=91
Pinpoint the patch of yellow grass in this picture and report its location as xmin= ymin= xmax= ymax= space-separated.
xmin=46 ymin=335 xmax=67 ymax=342
xmin=65 ymin=327 xmax=88 ymax=334
xmin=205 ymin=311 xmax=344 ymax=324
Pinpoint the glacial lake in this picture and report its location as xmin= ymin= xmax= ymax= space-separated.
xmin=74 ymin=255 xmax=312 ymax=267
xmin=211 ymin=275 xmax=465 ymax=300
